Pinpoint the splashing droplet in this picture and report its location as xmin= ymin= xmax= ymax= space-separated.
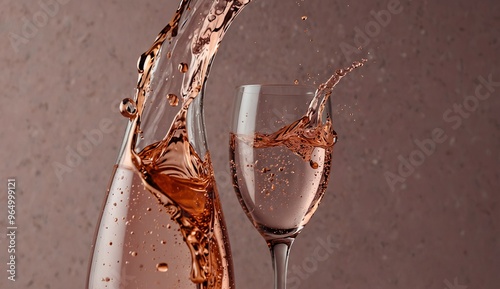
xmin=301 ymin=16 xmax=308 ymax=20
xmin=156 ymin=262 xmax=169 ymax=272
xmin=178 ymin=62 xmax=188 ymax=73
xmin=167 ymin=94 xmax=179 ymax=107
xmin=130 ymin=251 xmax=138 ymax=257
xmin=294 ymin=79 xmax=299 ymax=85
xmin=120 ymin=98 xmax=137 ymax=119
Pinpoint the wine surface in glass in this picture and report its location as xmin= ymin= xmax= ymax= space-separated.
xmin=230 ymin=132 xmax=332 ymax=240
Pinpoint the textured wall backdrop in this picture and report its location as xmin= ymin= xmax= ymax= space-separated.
xmin=0 ymin=0 xmax=499 ymax=288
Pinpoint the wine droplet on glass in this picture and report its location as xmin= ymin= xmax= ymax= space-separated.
xmin=156 ymin=262 xmax=169 ymax=272
xmin=119 ymin=98 xmax=137 ymax=119
xmin=166 ymin=93 xmax=179 ymax=107
xmin=178 ymin=62 xmax=189 ymax=73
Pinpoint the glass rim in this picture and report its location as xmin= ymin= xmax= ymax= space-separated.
xmin=236 ymin=83 xmax=316 ymax=97
xmin=236 ymin=83 xmax=316 ymax=89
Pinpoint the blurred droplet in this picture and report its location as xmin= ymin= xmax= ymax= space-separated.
xmin=156 ymin=263 xmax=169 ymax=272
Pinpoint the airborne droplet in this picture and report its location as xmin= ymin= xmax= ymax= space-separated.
xmin=120 ymin=98 xmax=137 ymax=119
xmin=332 ymin=131 xmax=338 ymax=144
xmin=156 ymin=262 xmax=169 ymax=272
xmin=167 ymin=94 xmax=179 ymax=107
xmin=178 ymin=62 xmax=188 ymax=73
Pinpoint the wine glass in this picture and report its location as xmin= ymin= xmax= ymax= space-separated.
xmin=229 ymin=84 xmax=335 ymax=289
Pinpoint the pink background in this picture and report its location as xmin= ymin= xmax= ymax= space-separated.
xmin=0 ymin=0 xmax=499 ymax=288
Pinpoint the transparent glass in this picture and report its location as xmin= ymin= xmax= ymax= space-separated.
xmin=229 ymin=84 xmax=334 ymax=289
xmin=87 ymin=93 xmax=234 ymax=289
xmin=85 ymin=0 xmax=235 ymax=286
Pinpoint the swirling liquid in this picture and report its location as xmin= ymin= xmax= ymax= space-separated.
xmin=115 ymin=0 xmax=364 ymax=287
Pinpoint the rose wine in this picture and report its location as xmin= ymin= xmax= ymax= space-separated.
xmin=87 ymin=0 xmax=366 ymax=287
xmin=120 ymin=0 xmax=254 ymax=287
xmin=230 ymin=131 xmax=332 ymax=240
xmin=88 ymin=165 xmax=230 ymax=288
xmin=133 ymin=120 xmax=229 ymax=286
xmin=88 ymin=0 xmax=252 ymax=288
xmin=228 ymin=60 xmax=366 ymax=241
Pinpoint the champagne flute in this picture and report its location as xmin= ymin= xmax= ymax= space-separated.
xmin=229 ymin=84 xmax=335 ymax=289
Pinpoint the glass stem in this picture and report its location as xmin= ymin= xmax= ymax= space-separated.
xmin=268 ymin=237 xmax=294 ymax=289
